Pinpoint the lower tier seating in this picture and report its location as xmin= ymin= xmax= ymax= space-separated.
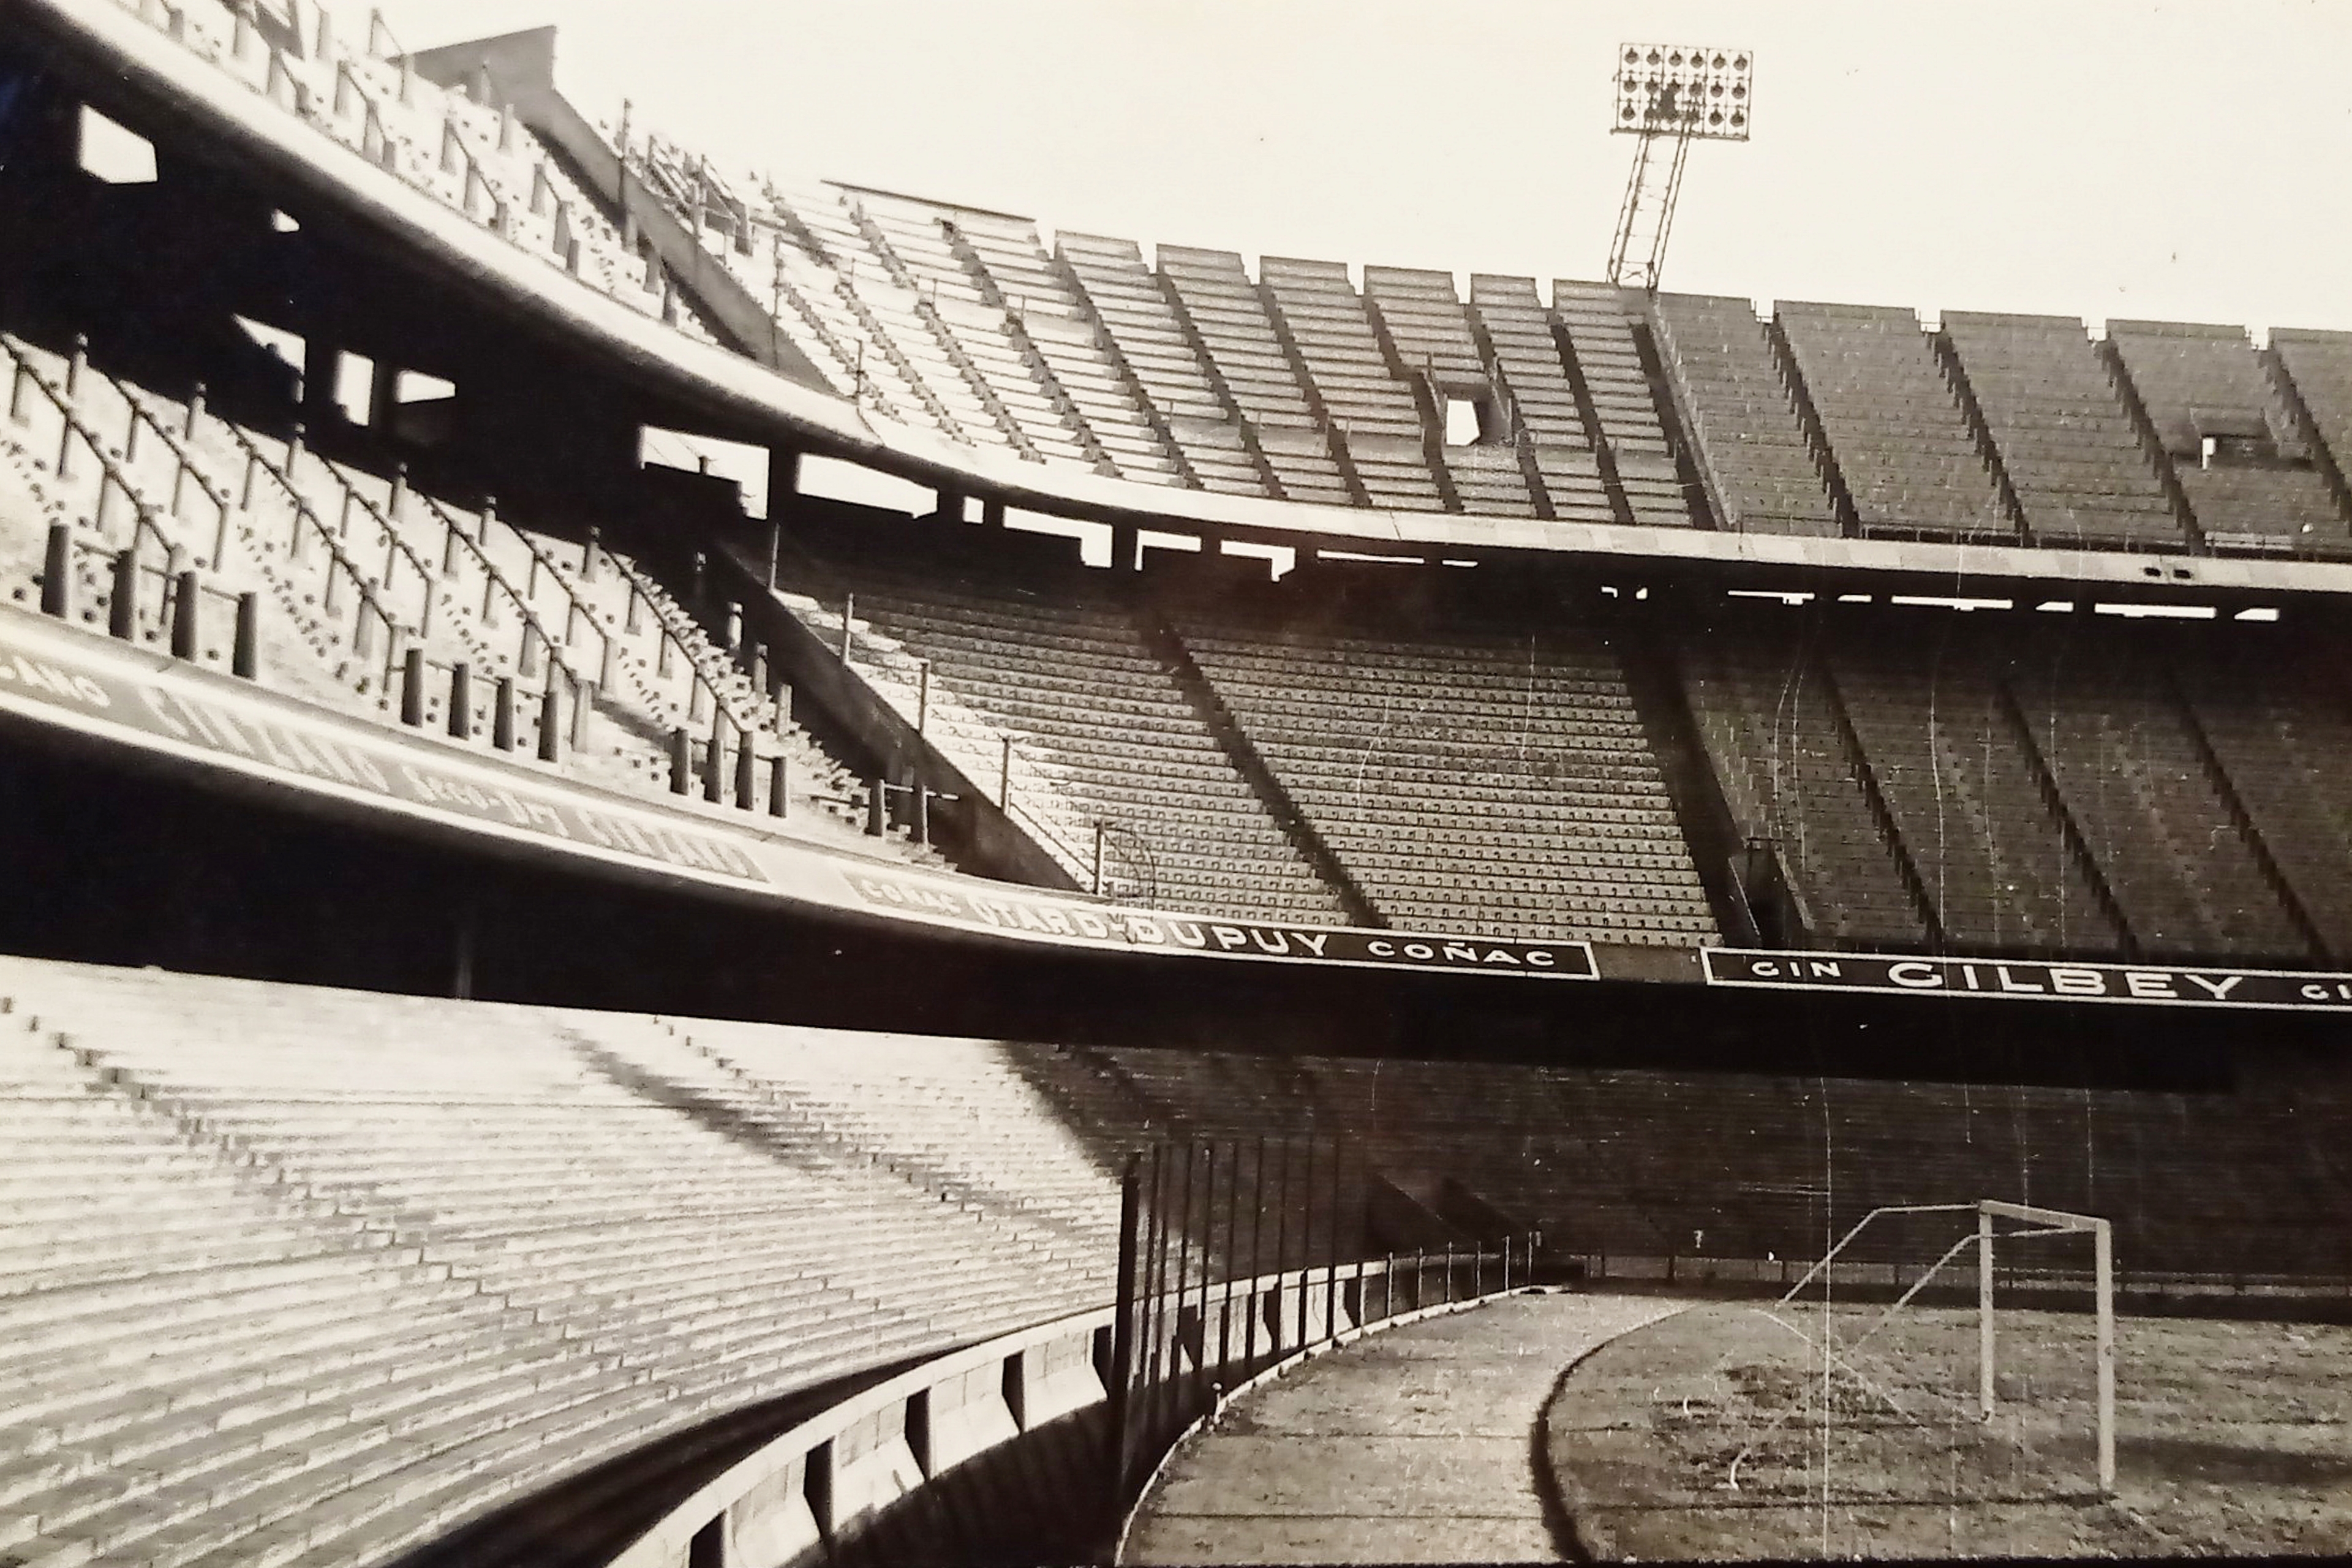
xmin=0 ymin=957 xmax=1121 ymax=1568
xmin=5 ymin=956 xmax=2349 ymax=1568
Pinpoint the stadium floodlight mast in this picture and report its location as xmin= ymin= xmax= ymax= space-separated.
xmin=1605 ymin=43 xmax=1752 ymax=290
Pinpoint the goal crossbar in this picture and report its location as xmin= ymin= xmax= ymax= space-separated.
xmin=1775 ymin=1199 xmax=2116 ymax=1494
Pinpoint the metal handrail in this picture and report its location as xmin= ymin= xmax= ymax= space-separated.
xmin=589 ymin=545 xmax=761 ymax=733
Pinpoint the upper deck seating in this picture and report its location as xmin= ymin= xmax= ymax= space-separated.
xmin=771 ymin=184 xmax=1011 ymax=445
xmin=1774 ymin=302 xmax=2013 ymax=541
xmin=104 ymin=0 xmax=725 ymax=350
xmin=1155 ymin=247 xmax=1354 ymax=507
xmin=1552 ymin=282 xmax=1691 ymax=528
xmin=1675 ymin=620 xmax=1926 ymax=947
xmin=1172 ymin=612 xmax=1719 ymax=946
xmin=1649 ymin=295 xmax=1839 ymax=535
xmin=1467 ymin=276 xmax=1615 ymax=524
xmin=943 ymin=209 xmax=1188 ymax=486
xmin=737 ymin=184 xmax=963 ymax=433
xmin=1362 ymin=268 xmax=1534 ymax=517
xmin=1822 ymin=624 xmax=2121 ymax=956
xmin=1057 ymin=234 xmax=1272 ymax=498
xmin=772 ymin=546 xmax=1348 ymax=922
xmin=0 ymin=956 xmax=1117 ymax=1568
xmin=2107 ymin=320 xmax=2351 ymax=556
xmin=847 ymin=190 xmax=1099 ymax=470
xmin=1259 ymin=258 xmax=1446 ymax=512
xmin=1940 ymin=312 xmax=2187 ymax=550
xmin=2268 ymin=328 xmax=2352 ymax=520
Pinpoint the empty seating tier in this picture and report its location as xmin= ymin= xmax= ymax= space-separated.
xmin=774 ymin=544 xmax=1349 ymax=922
xmin=1057 ymin=233 xmax=1273 ymax=498
xmin=2106 ymin=320 xmax=2351 ymax=557
xmin=1467 ymin=276 xmax=1615 ymax=525
xmin=2171 ymin=636 xmax=2352 ymax=965
xmin=78 ymin=5 xmax=2352 ymax=555
xmin=941 ymin=208 xmax=1188 ymax=486
xmin=1822 ymin=625 xmax=2121 ymax=956
xmin=1774 ymin=301 xmax=2013 ymax=541
xmin=1675 ymin=623 xmax=1926 ymax=948
xmin=0 ymin=332 xmax=892 ymax=850
xmin=1173 ymin=612 xmax=1718 ymax=946
xmin=2005 ymin=630 xmax=2310 ymax=963
xmin=1362 ymin=267 xmax=1532 ymax=517
xmin=1940 ymin=312 xmax=2186 ymax=550
xmin=0 ymin=957 xmax=1120 ymax=1568
xmin=1651 ymin=295 xmax=1839 ymax=535
xmin=1156 ymin=247 xmax=1355 ymax=507
xmin=1259 ymin=257 xmax=1446 ymax=512
xmin=845 ymin=189 xmax=1099 ymax=470
xmin=1551 ymin=282 xmax=1691 ymax=529
xmin=2267 ymin=328 xmax=2352 ymax=537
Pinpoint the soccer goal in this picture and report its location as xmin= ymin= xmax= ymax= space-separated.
xmin=1773 ymin=1199 xmax=2116 ymax=1493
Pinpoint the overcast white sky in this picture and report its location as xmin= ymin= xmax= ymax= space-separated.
xmin=372 ymin=1 xmax=2352 ymax=334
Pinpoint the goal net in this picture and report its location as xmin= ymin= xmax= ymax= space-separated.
xmin=1713 ymin=1199 xmax=2117 ymax=1510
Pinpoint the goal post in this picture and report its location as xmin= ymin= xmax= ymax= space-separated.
xmin=1976 ymin=1199 xmax=2115 ymax=1493
xmin=1770 ymin=1197 xmax=2116 ymax=1496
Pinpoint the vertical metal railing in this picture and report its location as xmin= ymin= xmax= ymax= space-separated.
xmin=1103 ymin=1135 xmax=1534 ymax=1522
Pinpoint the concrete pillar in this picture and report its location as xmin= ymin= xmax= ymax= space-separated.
xmin=40 ymin=523 xmax=71 ymax=619
xmin=400 ymin=646 xmax=425 ymax=725
xmin=448 ymin=662 xmax=472 ymax=739
xmin=108 ymin=547 xmax=138 ymax=639
xmin=232 ymin=592 xmax=260 ymax=679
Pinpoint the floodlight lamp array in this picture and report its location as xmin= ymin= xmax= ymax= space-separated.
xmin=1613 ymin=43 xmax=1752 ymax=141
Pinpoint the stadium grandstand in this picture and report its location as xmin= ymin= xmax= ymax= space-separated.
xmin=3 ymin=1 xmax=2352 ymax=1563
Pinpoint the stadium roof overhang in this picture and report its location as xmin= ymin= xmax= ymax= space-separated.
xmin=17 ymin=0 xmax=2352 ymax=614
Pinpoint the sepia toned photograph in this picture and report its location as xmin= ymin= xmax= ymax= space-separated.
xmin=1 ymin=1 xmax=2350 ymax=1562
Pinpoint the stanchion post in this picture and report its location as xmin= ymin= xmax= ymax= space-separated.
xmin=1979 ymin=1207 xmax=1996 ymax=1421
xmin=400 ymin=646 xmax=424 ymax=725
xmin=448 ymin=662 xmax=472 ymax=739
xmin=1106 ymin=1155 xmax=1142 ymax=1512
xmin=2095 ymin=1219 xmax=2116 ymax=1493
xmin=571 ymin=679 xmax=594 ymax=750
xmin=1296 ymin=1139 xmax=1316 ymax=1349
xmin=170 ymin=570 xmax=200 ymax=660
xmin=41 ymin=523 xmax=72 ymax=619
xmin=232 ymin=592 xmax=259 ymax=678
xmin=669 ymin=726 xmax=692 ymax=794
xmin=108 ymin=547 xmax=138 ymax=639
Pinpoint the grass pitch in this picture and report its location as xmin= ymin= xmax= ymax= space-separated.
xmin=1545 ymin=1300 xmax=2352 ymax=1559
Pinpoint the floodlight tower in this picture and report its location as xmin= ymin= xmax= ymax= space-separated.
xmin=1606 ymin=44 xmax=1753 ymax=289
